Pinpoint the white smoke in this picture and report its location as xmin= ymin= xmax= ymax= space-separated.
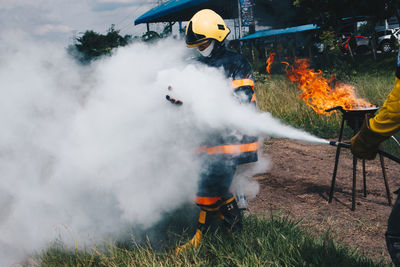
xmin=0 ymin=33 xmax=326 ymax=265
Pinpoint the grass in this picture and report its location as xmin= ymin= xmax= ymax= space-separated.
xmin=349 ymin=74 xmax=394 ymax=107
xmin=36 ymin=214 xmax=387 ymax=267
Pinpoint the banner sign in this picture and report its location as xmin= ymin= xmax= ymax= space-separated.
xmin=240 ymin=0 xmax=255 ymax=26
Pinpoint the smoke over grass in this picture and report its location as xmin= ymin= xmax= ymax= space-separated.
xmin=0 ymin=33 xmax=324 ymax=265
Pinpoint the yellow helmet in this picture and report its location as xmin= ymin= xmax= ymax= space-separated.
xmin=185 ymin=9 xmax=231 ymax=47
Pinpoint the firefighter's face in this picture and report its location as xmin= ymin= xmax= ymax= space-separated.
xmin=196 ymin=40 xmax=215 ymax=57
xmin=197 ymin=40 xmax=212 ymax=51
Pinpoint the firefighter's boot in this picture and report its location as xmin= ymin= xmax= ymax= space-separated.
xmin=175 ymin=209 xmax=209 ymax=254
xmin=218 ymin=197 xmax=243 ymax=232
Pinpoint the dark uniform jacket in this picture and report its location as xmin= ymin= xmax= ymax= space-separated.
xmin=196 ymin=44 xmax=258 ymax=165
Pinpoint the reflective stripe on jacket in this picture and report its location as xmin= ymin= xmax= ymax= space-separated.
xmin=232 ymin=78 xmax=256 ymax=103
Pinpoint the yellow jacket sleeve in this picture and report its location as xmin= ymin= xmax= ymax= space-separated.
xmin=369 ymin=77 xmax=400 ymax=136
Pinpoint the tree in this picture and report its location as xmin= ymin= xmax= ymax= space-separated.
xmin=70 ymin=25 xmax=132 ymax=63
xmin=254 ymin=0 xmax=309 ymax=28
xmin=293 ymin=0 xmax=400 ymax=30
xmin=292 ymin=0 xmax=400 ymax=60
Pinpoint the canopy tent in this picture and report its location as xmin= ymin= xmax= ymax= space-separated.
xmin=239 ymin=24 xmax=319 ymax=40
xmin=134 ymin=0 xmax=238 ymax=25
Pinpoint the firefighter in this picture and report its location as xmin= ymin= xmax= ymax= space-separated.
xmin=351 ymin=50 xmax=400 ymax=266
xmin=170 ymin=9 xmax=259 ymax=253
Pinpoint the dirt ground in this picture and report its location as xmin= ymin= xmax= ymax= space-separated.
xmin=248 ymin=139 xmax=400 ymax=264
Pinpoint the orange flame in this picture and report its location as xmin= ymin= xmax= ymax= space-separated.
xmin=266 ymin=52 xmax=276 ymax=74
xmin=285 ymin=58 xmax=374 ymax=115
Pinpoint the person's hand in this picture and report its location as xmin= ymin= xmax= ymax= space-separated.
xmin=350 ymin=114 xmax=389 ymax=160
xmin=166 ymin=95 xmax=183 ymax=105
xmin=166 ymin=86 xmax=183 ymax=106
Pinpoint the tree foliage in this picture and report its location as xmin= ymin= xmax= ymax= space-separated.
xmin=68 ymin=22 xmax=176 ymax=63
xmin=71 ymin=25 xmax=132 ymax=63
xmin=292 ymin=0 xmax=400 ymax=30
xmin=254 ymin=0 xmax=400 ymax=31
xmin=254 ymin=0 xmax=308 ymax=27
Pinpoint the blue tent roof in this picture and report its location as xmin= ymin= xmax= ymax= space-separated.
xmin=240 ymin=24 xmax=319 ymax=40
xmin=134 ymin=0 xmax=237 ymax=25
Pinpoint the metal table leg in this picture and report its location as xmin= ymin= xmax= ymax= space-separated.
xmin=362 ymin=159 xmax=367 ymax=197
xmin=329 ymin=118 xmax=345 ymax=203
xmin=352 ymin=156 xmax=358 ymax=211
xmin=380 ymin=154 xmax=392 ymax=206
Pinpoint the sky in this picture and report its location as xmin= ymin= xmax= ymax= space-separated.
xmin=0 ymin=0 xmax=159 ymax=44
xmin=0 ymin=0 xmax=256 ymax=46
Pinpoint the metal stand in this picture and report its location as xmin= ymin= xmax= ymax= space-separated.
xmin=328 ymin=116 xmax=392 ymax=210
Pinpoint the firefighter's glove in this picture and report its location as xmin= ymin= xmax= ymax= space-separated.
xmin=166 ymin=86 xmax=183 ymax=106
xmin=165 ymin=95 xmax=183 ymax=106
xmin=350 ymin=114 xmax=389 ymax=160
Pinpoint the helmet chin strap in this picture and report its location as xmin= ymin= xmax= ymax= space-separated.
xmin=198 ymin=40 xmax=215 ymax=57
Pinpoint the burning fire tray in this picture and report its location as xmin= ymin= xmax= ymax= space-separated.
xmin=325 ymin=105 xmax=378 ymax=114
xmin=325 ymin=106 xmax=379 ymax=131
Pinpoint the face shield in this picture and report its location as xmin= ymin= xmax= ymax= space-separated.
xmin=197 ymin=40 xmax=215 ymax=57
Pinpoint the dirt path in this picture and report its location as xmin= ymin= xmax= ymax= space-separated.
xmin=248 ymin=139 xmax=400 ymax=263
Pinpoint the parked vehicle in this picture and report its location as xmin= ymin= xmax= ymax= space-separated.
xmin=376 ymin=28 xmax=400 ymax=53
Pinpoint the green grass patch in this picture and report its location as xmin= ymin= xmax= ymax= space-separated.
xmin=36 ymin=215 xmax=387 ymax=266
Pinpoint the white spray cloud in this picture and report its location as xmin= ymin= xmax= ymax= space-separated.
xmin=0 ymin=34 xmax=327 ymax=265
xmin=161 ymin=61 xmax=328 ymax=144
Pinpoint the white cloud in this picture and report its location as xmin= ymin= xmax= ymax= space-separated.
xmin=34 ymin=24 xmax=72 ymax=35
xmin=0 ymin=0 xmax=155 ymax=44
xmin=97 ymin=0 xmax=149 ymax=3
xmin=0 ymin=0 xmax=37 ymax=9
